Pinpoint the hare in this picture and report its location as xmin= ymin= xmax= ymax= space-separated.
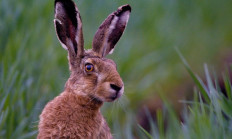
xmin=37 ymin=0 xmax=131 ymax=138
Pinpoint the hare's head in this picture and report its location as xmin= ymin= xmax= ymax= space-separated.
xmin=54 ymin=0 xmax=131 ymax=102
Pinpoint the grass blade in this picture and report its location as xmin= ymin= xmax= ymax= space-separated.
xmin=138 ymin=124 xmax=153 ymax=139
xmin=176 ymin=48 xmax=210 ymax=103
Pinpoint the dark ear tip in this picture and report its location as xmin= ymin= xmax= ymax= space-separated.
xmin=55 ymin=0 xmax=72 ymax=4
xmin=115 ymin=4 xmax=131 ymax=16
xmin=54 ymin=0 xmax=65 ymax=5
xmin=120 ymin=4 xmax=132 ymax=12
xmin=54 ymin=0 xmax=76 ymax=9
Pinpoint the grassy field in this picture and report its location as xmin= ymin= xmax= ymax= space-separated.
xmin=1 ymin=0 xmax=232 ymax=138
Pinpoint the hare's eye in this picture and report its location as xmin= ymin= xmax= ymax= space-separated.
xmin=85 ymin=64 xmax=94 ymax=72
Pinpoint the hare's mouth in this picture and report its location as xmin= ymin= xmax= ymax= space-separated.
xmin=109 ymin=94 xmax=118 ymax=101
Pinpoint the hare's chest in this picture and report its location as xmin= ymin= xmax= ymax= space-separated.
xmin=73 ymin=113 xmax=113 ymax=139
xmin=97 ymin=118 xmax=113 ymax=139
xmin=63 ymin=111 xmax=105 ymax=138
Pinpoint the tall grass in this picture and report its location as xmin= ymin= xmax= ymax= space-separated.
xmin=1 ymin=0 xmax=232 ymax=138
xmin=136 ymin=56 xmax=232 ymax=139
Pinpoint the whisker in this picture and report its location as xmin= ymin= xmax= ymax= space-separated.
xmin=110 ymin=100 xmax=117 ymax=115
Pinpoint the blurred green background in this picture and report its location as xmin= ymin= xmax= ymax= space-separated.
xmin=1 ymin=0 xmax=232 ymax=138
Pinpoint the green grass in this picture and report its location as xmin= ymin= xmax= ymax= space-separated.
xmin=1 ymin=0 xmax=232 ymax=138
xmin=136 ymin=55 xmax=232 ymax=139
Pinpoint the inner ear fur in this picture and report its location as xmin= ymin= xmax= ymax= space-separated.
xmin=92 ymin=4 xmax=131 ymax=57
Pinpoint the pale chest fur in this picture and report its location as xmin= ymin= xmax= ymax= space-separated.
xmin=38 ymin=92 xmax=112 ymax=139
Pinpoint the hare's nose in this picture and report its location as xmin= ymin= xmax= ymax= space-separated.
xmin=110 ymin=84 xmax=122 ymax=92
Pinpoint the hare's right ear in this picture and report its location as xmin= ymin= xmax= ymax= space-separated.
xmin=92 ymin=5 xmax=131 ymax=57
xmin=54 ymin=0 xmax=84 ymax=67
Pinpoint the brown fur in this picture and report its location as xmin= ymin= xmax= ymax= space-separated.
xmin=38 ymin=0 xmax=131 ymax=138
xmin=38 ymin=88 xmax=111 ymax=139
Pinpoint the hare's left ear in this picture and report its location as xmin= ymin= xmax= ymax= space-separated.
xmin=54 ymin=0 xmax=84 ymax=60
xmin=92 ymin=5 xmax=131 ymax=57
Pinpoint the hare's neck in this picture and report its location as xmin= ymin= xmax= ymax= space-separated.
xmin=63 ymin=89 xmax=103 ymax=111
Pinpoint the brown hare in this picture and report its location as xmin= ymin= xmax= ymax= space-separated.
xmin=37 ymin=0 xmax=131 ymax=138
